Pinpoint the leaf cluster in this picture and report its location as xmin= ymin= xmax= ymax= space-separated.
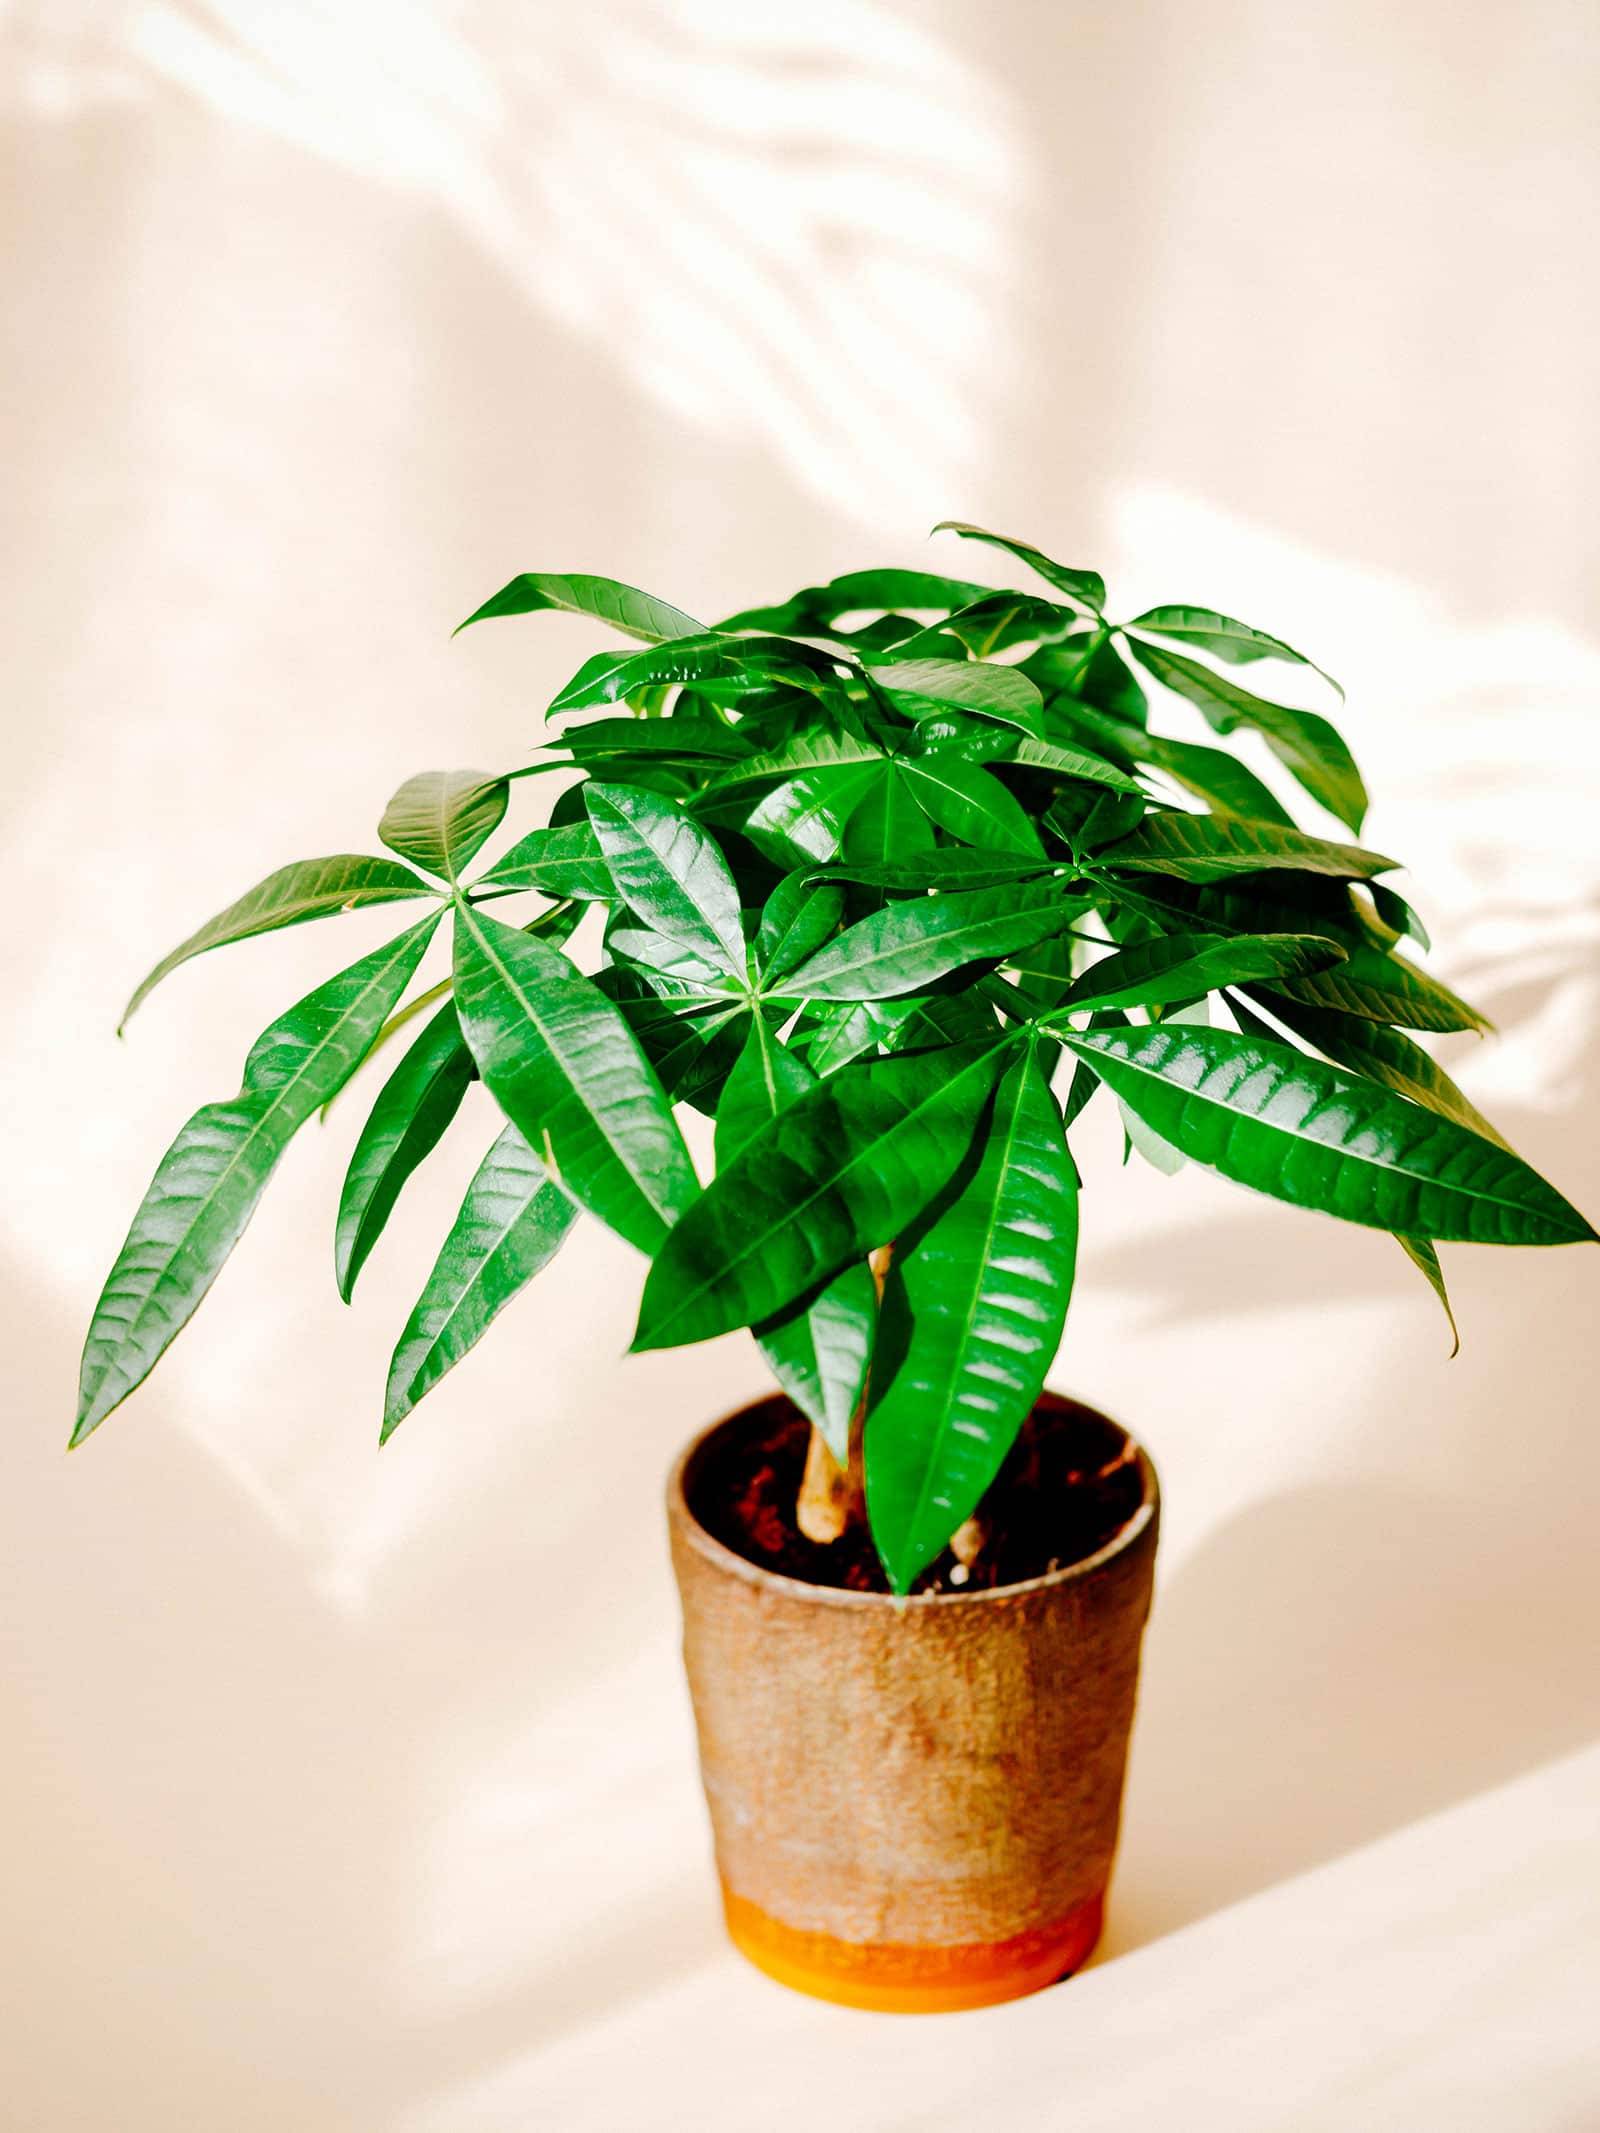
xmin=81 ymin=534 xmax=1595 ymax=1591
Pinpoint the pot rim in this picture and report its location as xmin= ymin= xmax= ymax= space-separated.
xmin=666 ymin=1390 xmax=1159 ymax=1612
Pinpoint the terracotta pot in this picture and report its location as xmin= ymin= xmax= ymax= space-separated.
xmin=666 ymin=1392 xmax=1160 ymax=2014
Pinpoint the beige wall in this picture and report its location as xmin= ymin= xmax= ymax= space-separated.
xmin=3 ymin=4 xmax=1598 ymax=2126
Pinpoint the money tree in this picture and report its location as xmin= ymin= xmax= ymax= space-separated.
xmin=77 ymin=524 xmax=1595 ymax=1592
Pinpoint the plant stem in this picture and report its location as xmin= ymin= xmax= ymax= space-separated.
xmin=794 ymin=1244 xmax=893 ymax=1545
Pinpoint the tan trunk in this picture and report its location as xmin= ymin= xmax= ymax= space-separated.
xmin=793 ymin=1243 xmax=892 ymax=1544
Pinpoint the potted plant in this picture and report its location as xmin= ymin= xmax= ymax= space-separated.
xmin=78 ymin=524 xmax=1594 ymax=2013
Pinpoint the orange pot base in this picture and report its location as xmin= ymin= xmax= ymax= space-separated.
xmin=721 ymin=1886 xmax=1105 ymax=2013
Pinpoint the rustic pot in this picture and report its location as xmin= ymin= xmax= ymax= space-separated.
xmin=666 ymin=1392 xmax=1160 ymax=2014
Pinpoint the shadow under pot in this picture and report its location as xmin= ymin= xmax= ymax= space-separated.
xmin=666 ymin=1391 xmax=1160 ymax=2014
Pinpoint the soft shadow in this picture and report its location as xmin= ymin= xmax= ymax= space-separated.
xmin=1104 ymin=1472 xmax=1600 ymax=1956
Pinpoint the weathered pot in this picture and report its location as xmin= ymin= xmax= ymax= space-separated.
xmin=666 ymin=1392 xmax=1160 ymax=2013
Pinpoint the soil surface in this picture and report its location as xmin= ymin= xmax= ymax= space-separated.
xmin=688 ymin=1391 xmax=1146 ymax=1596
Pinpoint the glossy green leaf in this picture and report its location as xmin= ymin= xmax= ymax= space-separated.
xmin=719 ymin=569 xmax=996 ymax=640
xmin=1051 ymin=698 xmax=1295 ymax=824
xmin=755 ymin=875 xmax=845 ymax=983
xmin=452 ymin=903 xmax=697 ymax=1254
xmin=550 ymin=633 xmax=834 ymax=714
xmin=1048 ymin=787 xmax=1148 ymax=854
xmin=335 ymin=1002 xmax=474 ymax=1301
xmin=1028 ymin=633 xmax=1149 ymax=723
xmin=891 ymin=592 xmax=1079 ymax=662
xmin=603 ymin=916 xmax=731 ymax=994
xmin=1097 ymin=811 xmax=1396 ymax=883
xmin=796 ymin=992 xmax=949 ymax=1077
xmin=840 ymin=765 xmax=937 ymax=866
xmin=1249 ymin=993 xmax=1507 ymax=1142
xmin=76 ymin=913 xmax=442 ymax=1443
xmin=1262 ymin=943 xmax=1490 ymax=1035
xmin=812 ymin=850 xmax=1067 ymax=895
xmin=1367 ymin=882 xmax=1432 ymax=952
xmin=1008 ymin=736 xmax=1146 ymax=795
xmin=382 ymin=1127 xmax=579 ymax=1438
xmin=1058 ymin=1022 xmax=1595 ymax=1245
xmin=119 ymin=855 xmax=440 ymax=1030
xmin=698 ymin=726 xmax=884 ymax=799
xmin=779 ymin=879 xmax=1081 ymax=1002
xmin=558 ymin=717 xmax=752 ymax=765
xmin=1126 ymin=606 xmax=1343 ymax=698
xmin=865 ymin=657 xmax=1045 ymax=736
xmin=740 ymin=766 xmax=883 ymax=869
xmin=596 ymin=969 xmax=746 ymax=1111
xmin=1054 ymin=931 xmax=1346 ymax=1015
xmin=899 ymin=754 xmax=1044 ymax=855
xmin=932 ymin=522 xmax=1106 ymax=613
xmin=1395 ymin=1235 xmax=1459 ymax=1356
xmin=1125 ymin=638 xmax=1368 ymax=832
xmin=715 ymin=1018 xmax=875 ymax=1461
xmin=473 ymin=822 xmax=613 ymax=902
xmin=633 ymin=1040 xmax=1008 ymax=1350
xmin=379 ymin=770 xmax=509 ymax=881
xmin=455 ymin=571 xmax=703 ymax=644
xmin=865 ymin=1046 xmax=1077 ymax=1592
xmin=584 ymin=782 xmax=748 ymax=974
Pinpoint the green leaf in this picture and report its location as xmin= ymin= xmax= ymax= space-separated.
xmin=811 ymin=850 xmax=1067 ymax=895
xmin=604 ymin=917 xmax=731 ymax=994
xmin=719 ymin=569 xmax=997 ymax=640
xmin=119 ymin=855 xmax=440 ymax=1030
xmin=595 ymin=968 xmax=746 ymax=1111
xmin=1262 ymin=943 xmax=1491 ymax=1035
xmin=1395 ymin=1235 xmax=1459 ymax=1356
xmin=584 ymin=782 xmax=748 ymax=974
xmin=697 ymin=726 xmax=884 ymax=799
xmin=1124 ymin=638 xmax=1368 ymax=833
xmin=778 ymin=879 xmax=1081 ymax=1002
xmin=550 ymin=633 xmax=834 ymax=714
xmin=796 ymin=993 xmax=937 ymax=1077
xmin=740 ymin=766 xmax=884 ymax=868
xmin=76 ymin=913 xmax=442 ymax=1443
xmin=335 ymin=1002 xmax=474 ymax=1301
xmin=1248 ymin=993 xmax=1507 ymax=1142
xmin=1058 ymin=1022 xmax=1595 ymax=1245
xmin=473 ymin=822 xmax=613 ymax=902
xmin=455 ymin=571 xmax=704 ymax=644
xmin=1028 ymin=633 xmax=1148 ymax=722
xmin=1054 ymin=931 xmax=1347 ymax=1015
xmin=891 ymin=592 xmax=1080 ymax=661
xmin=1126 ymin=606 xmax=1343 ymax=699
xmin=633 ymin=1040 xmax=1008 ymax=1350
xmin=932 ymin=521 xmax=1106 ymax=613
xmin=840 ymin=765 xmax=937 ymax=865
xmin=1051 ymin=698 xmax=1295 ymax=824
xmin=755 ymin=875 xmax=845 ymax=983
xmin=1368 ymin=882 xmax=1432 ymax=953
xmin=382 ymin=1127 xmax=579 ymax=1438
xmin=1007 ymin=736 xmax=1147 ymax=795
xmin=714 ymin=1019 xmax=875 ymax=1461
xmin=899 ymin=754 xmax=1044 ymax=855
xmin=865 ymin=657 xmax=1045 ymax=736
xmin=451 ymin=903 xmax=697 ymax=1254
xmin=1097 ymin=811 xmax=1396 ymax=883
xmin=865 ymin=1047 xmax=1078 ymax=1593
xmin=558 ymin=716 xmax=752 ymax=765
xmin=379 ymin=770 xmax=509 ymax=881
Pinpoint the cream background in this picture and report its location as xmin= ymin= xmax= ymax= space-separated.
xmin=2 ymin=3 xmax=1598 ymax=2127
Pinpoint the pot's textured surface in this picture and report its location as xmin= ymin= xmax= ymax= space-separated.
xmin=667 ymin=1393 xmax=1160 ymax=2012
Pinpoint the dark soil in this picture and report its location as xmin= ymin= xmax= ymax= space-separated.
xmin=687 ymin=1391 xmax=1145 ymax=1597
